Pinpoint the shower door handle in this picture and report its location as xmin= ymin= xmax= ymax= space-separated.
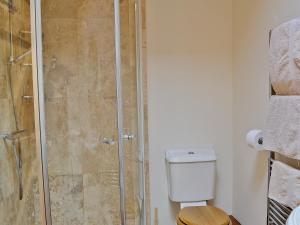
xmin=122 ymin=134 xmax=135 ymax=141
xmin=102 ymin=134 xmax=135 ymax=145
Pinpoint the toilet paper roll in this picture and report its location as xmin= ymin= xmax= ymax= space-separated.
xmin=246 ymin=129 xmax=264 ymax=150
xmin=180 ymin=201 xmax=207 ymax=209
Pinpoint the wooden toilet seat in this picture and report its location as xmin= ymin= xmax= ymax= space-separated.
xmin=177 ymin=206 xmax=231 ymax=225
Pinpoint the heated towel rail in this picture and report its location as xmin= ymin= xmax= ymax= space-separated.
xmin=266 ymin=26 xmax=299 ymax=225
xmin=267 ymin=154 xmax=293 ymax=225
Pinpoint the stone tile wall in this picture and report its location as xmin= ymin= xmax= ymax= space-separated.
xmin=42 ymin=0 xmax=149 ymax=225
xmin=0 ymin=1 xmax=41 ymax=225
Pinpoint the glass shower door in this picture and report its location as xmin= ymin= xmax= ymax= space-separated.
xmin=38 ymin=1 xmax=122 ymax=225
xmin=30 ymin=0 xmax=145 ymax=225
xmin=119 ymin=0 xmax=145 ymax=225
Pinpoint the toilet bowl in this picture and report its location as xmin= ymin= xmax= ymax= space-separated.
xmin=176 ymin=206 xmax=231 ymax=225
xmin=287 ymin=206 xmax=300 ymax=225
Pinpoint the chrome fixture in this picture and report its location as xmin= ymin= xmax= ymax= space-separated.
xmin=19 ymin=30 xmax=31 ymax=35
xmin=0 ymin=130 xmax=26 ymax=140
xmin=22 ymin=95 xmax=34 ymax=100
xmin=11 ymin=139 xmax=23 ymax=200
xmin=0 ymin=130 xmax=26 ymax=200
xmin=9 ymin=49 xmax=32 ymax=64
xmin=122 ymin=134 xmax=135 ymax=141
xmin=268 ymin=157 xmax=293 ymax=225
xmin=102 ymin=137 xmax=116 ymax=145
xmin=22 ymin=63 xmax=32 ymax=67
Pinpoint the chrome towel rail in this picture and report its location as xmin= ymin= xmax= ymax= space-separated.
xmin=267 ymin=154 xmax=293 ymax=225
xmin=268 ymin=199 xmax=292 ymax=225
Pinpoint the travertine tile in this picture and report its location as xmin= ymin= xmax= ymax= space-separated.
xmin=77 ymin=0 xmax=114 ymax=19
xmin=0 ymin=99 xmax=13 ymax=131
xmin=47 ymin=136 xmax=73 ymax=176
xmin=42 ymin=0 xmax=83 ymax=19
xmin=79 ymin=135 xmax=119 ymax=174
xmin=49 ymin=175 xmax=84 ymax=225
xmin=99 ymin=59 xmax=117 ymax=99
xmin=0 ymin=76 xmax=7 ymax=98
xmin=43 ymin=19 xmax=78 ymax=96
xmin=0 ymin=194 xmax=18 ymax=225
xmin=0 ymin=141 xmax=16 ymax=198
xmin=45 ymin=97 xmax=68 ymax=138
xmin=83 ymin=172 xmax=121 ymax=225
xmin=77 ymin=17 xmax=115 ymax=65
xmin=66 ymin=96 xmax=90 ymax=137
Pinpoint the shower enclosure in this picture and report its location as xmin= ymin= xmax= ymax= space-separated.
xmin=0 ymin=0 xmax=148 ymax=224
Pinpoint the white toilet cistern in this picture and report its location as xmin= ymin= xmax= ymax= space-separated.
xmin=165 ymin=148 xmax=216 ymax=208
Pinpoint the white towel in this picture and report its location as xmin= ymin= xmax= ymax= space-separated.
xmin=270 ymin=18 xmax=300 ymax=95
xmin=269 ymin=160 xmax=300 ymax=209
xmin=264 ymin=96 xmax=300 ymax=160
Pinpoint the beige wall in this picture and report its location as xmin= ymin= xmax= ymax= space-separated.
xmin=233 ymin=1 xmax=300 ymax=225
xmin=146 ymin=0 xmax=233 ymax=224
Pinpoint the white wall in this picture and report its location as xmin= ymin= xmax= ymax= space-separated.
xmin=233 ymin=1 xmax=300 ymax=225
xmin=146 ymin=1 xmax=233 ymax=224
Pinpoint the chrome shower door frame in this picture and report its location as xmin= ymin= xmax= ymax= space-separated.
xmin=134 ymin=0 xmax=147 ymax=225
xmin=30 ymin=0 xmax=52 ymax=225
xmin=30 ymin=0 xmax=146 ymax=225
xmin=113 ymin=0 xmax=126 ymax=224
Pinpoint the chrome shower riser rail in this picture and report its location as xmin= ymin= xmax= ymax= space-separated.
xmin=9 ymin=49 xmax=32 ymax=64
xmin=267 ymin=155 xmax=293 ymax=225
xmin=0 ymin=130 xmax=26 ymax=140
xmin=1 ymin=131 xmax=24 ymax=200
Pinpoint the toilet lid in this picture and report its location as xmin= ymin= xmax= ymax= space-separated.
xmin=178 ymin=206 xmax=230 ymax=225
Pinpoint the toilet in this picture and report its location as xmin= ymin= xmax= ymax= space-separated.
xmin=165 ymin=148 xmax=231 ymax=225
